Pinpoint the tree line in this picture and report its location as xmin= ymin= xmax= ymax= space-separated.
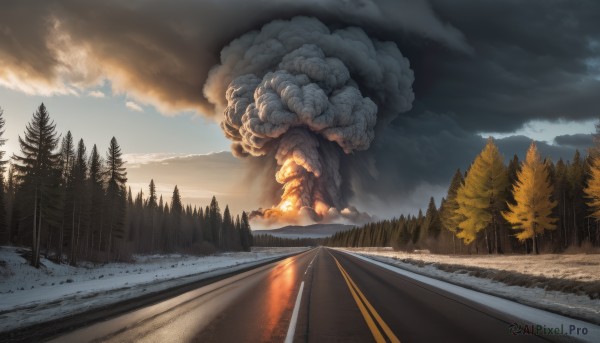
xmin=326 ymin=126 xmax=600 ymax=254
xmin=0 ymin=104 xmax=252 ymax=267
xmin=252 ymin=234 xmax=321 ymax=247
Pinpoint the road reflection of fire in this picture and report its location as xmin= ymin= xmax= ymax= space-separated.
xmin=263 ymin=259 xmax=297 ymax=341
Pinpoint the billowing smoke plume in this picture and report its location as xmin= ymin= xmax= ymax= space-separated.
xmin=204 ymin=17 xmax=414 ymax=224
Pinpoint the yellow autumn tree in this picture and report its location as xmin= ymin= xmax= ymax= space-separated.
xmin=585 ymin=121 xmax=600 ymax=220
xmin=584 ymin=154 xmax=600 ymax=220
xmin=502 ymin=142 xmax=557 ymax=254
xmin=454 ymin=138 xmax=508 ymax=253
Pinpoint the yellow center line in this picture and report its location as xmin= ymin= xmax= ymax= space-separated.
xmin=334 ymin=257 xmax=386 ymax=343
xmin=338 ymin=262 xmax=401 ymax=343
xmin=330 ymin=251 xmax=401 ymax=343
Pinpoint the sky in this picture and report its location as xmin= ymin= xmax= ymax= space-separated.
xmin=1 ymin=0 xmax=599 ymax=223
xmin=0 ymin=86 xmax=230 ymax=158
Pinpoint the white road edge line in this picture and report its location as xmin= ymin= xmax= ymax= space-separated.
xmin=305 ymin=250 xmax=318 ymax=275
xmin=284 ymin=281 xmax=305 ymax=343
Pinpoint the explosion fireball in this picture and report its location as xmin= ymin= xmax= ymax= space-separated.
xmin=204 ymin=17 xmax=415 ymax=224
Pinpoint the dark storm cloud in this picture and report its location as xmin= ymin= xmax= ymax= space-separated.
xmin=349 ymin=114 xmax=586 ymax=201
xmin=352 ymin=112 xmax=481 ymax=193
xmin=554 ymin=134 xmax=594 ymax=151
xmin=346 ymin=0 xmax=600 ymax=202
xmin=419 ymin=0 xmax=600 ymax=132
xmin=2 ymin=0 xmax=596 ymax=130
xmin=495 ymin=135 xmax=580 ymax=163
xmin=0 ymin=0 xmax=467 ymax=114
xmin=1 ymin=0 xmax=598 ymax=210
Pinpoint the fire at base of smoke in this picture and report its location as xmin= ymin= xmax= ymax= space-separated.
xmin=250 ymin=205 xmax=373 ymax=228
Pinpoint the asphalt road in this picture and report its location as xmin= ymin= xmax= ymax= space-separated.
xmin=49 ymin=247 xmax=571 ymax=342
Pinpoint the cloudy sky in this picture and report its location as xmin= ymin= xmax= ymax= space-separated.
xmin=1 ymin=0 xmax=598 ymax=222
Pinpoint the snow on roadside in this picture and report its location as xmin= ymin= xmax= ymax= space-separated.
xmin=339 ymin=248 xmax=600 ymax=282
xmin=338 ymin=248 xmax=600 ymax=326
xmin=0 ymin=246 xmax=308 ymax=332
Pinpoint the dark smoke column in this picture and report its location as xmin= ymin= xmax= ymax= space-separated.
xmin=204 ymin=17 xmax=414 ymax=224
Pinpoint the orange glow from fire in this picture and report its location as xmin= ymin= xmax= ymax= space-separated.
xmin=313 ymin=200 xmax=329 ymax=216
xmin=255 ymin=156 xmax=334 ymax=225
xmin=279 ymin=198 xmax=295 ymax=212
xmin=263 ymin=194 xmax=303 ymax=221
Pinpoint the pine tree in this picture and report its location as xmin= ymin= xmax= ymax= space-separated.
xmin=411 ymin=210 xmax=423 ymax=245
xmin=59 ymin=132 xmax=75 ymax=181
xmin=585 ymin=145 xmax=600 ymax=221
xmin=234 ymin=214 xmax=241 ymax=249
xmin=127 ymin=187 xmax=133 ymax=207
xmin=196 ymin=206 xmax=204 ymax=244
xmin=0 ymin=172 xmax=6 ymax=245
xmin=68 ymin=139 xmax=88 ymax=265
xmin=422 ymin=197 xmax=441 ymax=241
xmin=170 ymin=185 xmax=182 ymax=251
xmin=148 ymin=180 xmax=157 ymax=208
xmin=454 ymin=138 xmax=508 ymax=253
xmin=134 ymin=189 xmax=143 ymax=207
xmin=507 ymin=155 xmax=520 ymax=203
xmin=587 ymin=121 xmax=600 ymax=245
xmin=104 ymin=137 xmax=127 ymax=261
xmin=222 ymin=205 xmax=233 ymax=250
xmin=128 ymin=188 xmax=143 ymax=250
xmin=0 ymin=106 xmax=5 ymax=163
xmin=6 ymin=164 xmax=17 ymax=244
xmin=568 ymin=150 xmax=585 ymax=245
xmin=440 ymin=169 xmax=463 ymax=253
xmin=203 ymin=205 xmax=212 ymax=243
xmin=0 ymin=107 xmax=7 ymax=243
xmin=171 ymin=185 xmax=182 ymax=214
xmin=209 ymin=196 xmax=221 ymax=247
xmin=589 ymin=120 xmax=600 ymax=158
xmin=191 ymin=206 xmax=199 ymax=244
xmin=503 ymin=142 xmax=557 ymax=254
xmin=147 ymin=179 xmax=157 ymax=252
xmin=88 ymin=144 xmax=105 ymax=257
xmin=553 ymin=159 xmax=569 ymax=248
xmin=12 ymin=104 xmax=61 ymax=267
xmin=240 ymin=211 xmax=254 ymax=251
xmin=160 ymin=202 xmax=169 ymax=252
xmin=59 ymin=131 xmax=75 ymax=262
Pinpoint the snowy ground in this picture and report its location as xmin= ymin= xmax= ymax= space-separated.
xmin=341 ymin=248 xmax=600 ymax=282
xmin=339 ymin=248 xmax=600 ymax=326
xmin=0 ymin=246 xmax=308 ymax=332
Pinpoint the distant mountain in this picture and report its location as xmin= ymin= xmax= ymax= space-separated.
xmin=253 ymin=223 xmax=355 ymax=238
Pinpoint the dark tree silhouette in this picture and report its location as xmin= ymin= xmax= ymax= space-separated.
xmin=13 ymin=104 xmax=61 ymax=267
xmin=104 ymin=137 xmax=127 ymax=261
